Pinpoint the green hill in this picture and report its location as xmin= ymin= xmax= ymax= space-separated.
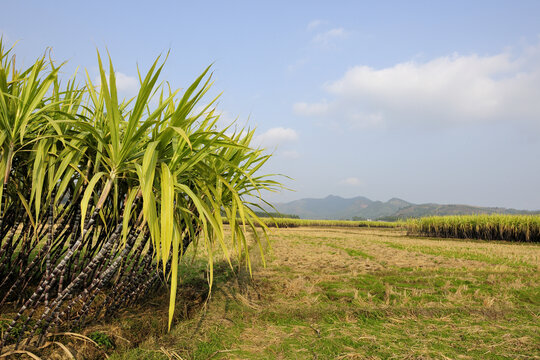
xmin=267 ymin=195 xmax=539 ymax=220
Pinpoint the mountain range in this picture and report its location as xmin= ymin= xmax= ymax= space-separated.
xmin=264 ymin=195 xmax=539 ymax=220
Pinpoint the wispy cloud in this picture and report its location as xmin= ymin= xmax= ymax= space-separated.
xmin=294 ymin=42 xmax=540 ymax=129
xmin=293 ymin=101 xmax=329 ymax=116
xmin=254 ymin=127 xmax=298 ymax=148
xmin=339 ymin=177 xmax=364 ymax=186
xmin=307 ymin=19 xmax=326 ymax=31
xmin=287 ymin=58 xmax=309 ymax=72
xmin=94 ymin=72 xmax=139 ymax=96
xmin=312 ymin=27 xmax=348 ymax=46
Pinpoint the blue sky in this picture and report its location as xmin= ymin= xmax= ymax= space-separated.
xmin=2 ymin=0 xmax=540 ymax=209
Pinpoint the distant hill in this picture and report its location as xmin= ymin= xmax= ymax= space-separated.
xmin=381 ymin=204 xmax=540 ymax=221
xmin=264 ymin=195 xmax=539 ymax=220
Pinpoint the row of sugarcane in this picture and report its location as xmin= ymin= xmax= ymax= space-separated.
xmin=256 ymin=217 xmax=401 ymax=228
xmin=0 ymin=40 xmax=278 ymax=353
xmin=406 ymin=214 xmax=540 ymax=242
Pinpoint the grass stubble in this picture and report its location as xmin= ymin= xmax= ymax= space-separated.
xmin=63 ymin=227 xmax=539 ymax=359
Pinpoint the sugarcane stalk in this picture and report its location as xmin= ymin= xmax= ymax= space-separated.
xmin=29 ymin=221 xmax=123 ymax=346
xmin=105 ymin=235 xmax=154 ymax=317
xmin=0 ymin=219 xmax=21 ymax=278
xmin=59 ymin=207 xmax=81 ymax=294
xmin=72 ymin=226 xmax=142 ymax=327
xmin=44 ymin=188 xmax=56 ymax=307
xmin=0 ymin=206 xmax=101 ymax=350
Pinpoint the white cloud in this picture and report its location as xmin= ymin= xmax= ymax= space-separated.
xmin=294 ymin=43 xmax=540 ymax=129
xmin=339 ymin=177 xmax=364 ymax=186
xmin=254 ymin=127 xmax=298 ymax=148
xmin=94 ymin=72 xmax=139 ymax=96
xmin=307 ymin=20 xmax=326 ymax=31
xmin=312 ymin=28 xmax=348 ymax=46
xmin=115 ymin=72 xmax=139 ymax=94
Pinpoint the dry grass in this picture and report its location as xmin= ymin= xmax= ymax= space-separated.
xmin=87 ymin=226 xmax=539 ymax=359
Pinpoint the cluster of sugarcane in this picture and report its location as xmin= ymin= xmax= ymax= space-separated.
xmin=406 ymin=214 xmax=540 ymax=242
xmin=0 ymin=40 xmax=279 ymax=353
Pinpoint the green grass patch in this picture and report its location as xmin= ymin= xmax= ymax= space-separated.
xmin=324 ymin=243 xmax=374 ymax=259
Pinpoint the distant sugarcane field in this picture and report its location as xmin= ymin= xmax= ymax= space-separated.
xmin=0 ymin=39 xmax=539 ymax=359
xmin=406 ymin=214 xmax=540 ymax=242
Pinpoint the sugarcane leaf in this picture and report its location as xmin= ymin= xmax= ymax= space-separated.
xmin=138 ymin=141 xmax=160 ymax=254
xmin=170 ymin=126 xmax=192 ymax=149
xmin=16 ymin=190 xmax=35 ymax=228
xmin=122 ymin=187 xmax=140 ymax=245
xmin=168 ymin=222 xmax=180 ymax=331
xmin=160 ymin=162 xmax=174 ymax=273
xmin=31 ymin=139 xmax=48 ymax=220
xmin=80 ymin=172 xmax=105 ymax=230
xmin=0 ymin=350 xmax=43 ymax=360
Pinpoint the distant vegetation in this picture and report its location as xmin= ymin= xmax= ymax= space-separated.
xmin=253 ymin=211 xmax=299 ymax=219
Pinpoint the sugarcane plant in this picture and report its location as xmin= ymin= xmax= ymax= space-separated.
xmin=0 ymin=40 xmax=280 ymax=353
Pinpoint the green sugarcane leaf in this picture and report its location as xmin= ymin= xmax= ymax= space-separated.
xmin=122 ymin=187 xmax=140 ymax=245
xmin=160 ymin=162 xmax=174 ymax=273
xmin=139 ymin=141 xmax=160 ymax=254
xmin=168 ymin=222 xmax=180 ymax=330
xmin=16 ymin=190 xmax=35 ymax=229
xmin=170 ymin=126 xmax=192 ymax=149
xmin=80 ymin=172 xmax=105 ymax=231
xmin=31 ymin=139 xmax=48 ymax=220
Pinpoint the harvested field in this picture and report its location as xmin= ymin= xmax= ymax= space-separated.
xmin=100 ymin=227 xmax=538 ymax=359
